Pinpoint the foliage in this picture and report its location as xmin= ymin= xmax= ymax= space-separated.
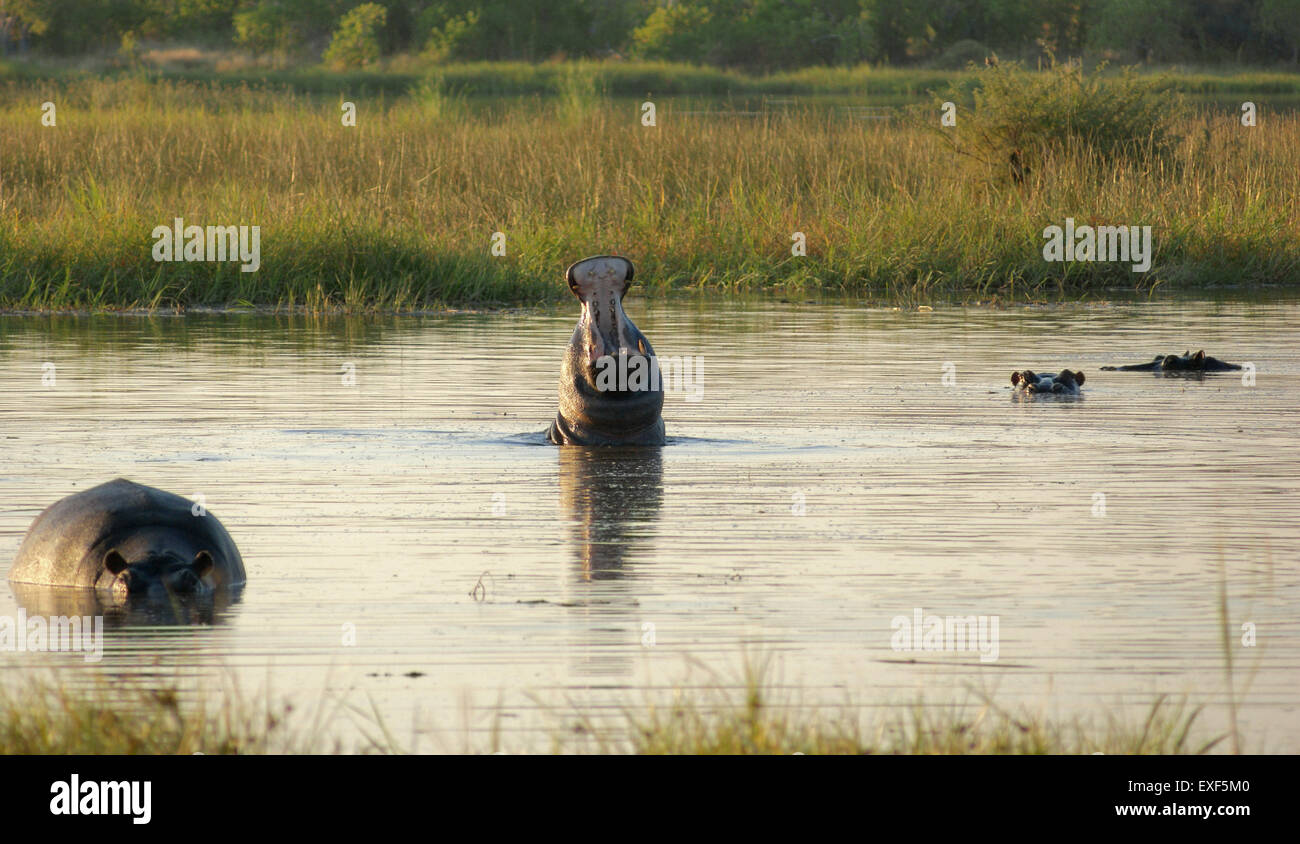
xmin=416 ymin=1 xmax=597 ymax=63
xmin=932 ymin=39 xmax=994 ymax=70
xmin=1 ymin=1 xmax=1298 ymax=68
xmin=1087 ymin=0 xmax=1186 ymax=63
xmin=323 ymin=2 xmax=387 ymax=70
xmin=232 ymin=1 xmax=305 ymax=59
xmin=631 ymin=0 xmax=873 ymax=69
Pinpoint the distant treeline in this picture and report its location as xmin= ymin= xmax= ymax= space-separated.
xmin=1 ymin=1 xmax=1298 ymax=69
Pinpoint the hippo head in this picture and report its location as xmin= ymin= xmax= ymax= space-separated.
xmin=549 ymin=256 xmax=665 ymax=445
xmin=1052 ymin=369 xmax=1085 ymax=392
xmin=1163 ymin=350 xmax=1205 ymax=371
xmin=1011 ymin=369 xmax=1085 ymax=394
xmin=1011 ymin=370 xmax=1052 ymax=392
xmin=564 ymin=256 xmax=663 ymax=402
xmin=103 ymin=548 xmax=214 ymax=600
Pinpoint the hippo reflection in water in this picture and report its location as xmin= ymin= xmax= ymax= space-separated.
xmin=8 ymin=479 xmax=245 ymax=605
xmin=1010 ymin=369 xmax=1086 ymax=396
xmin=1100 ymin=350 xmax=1242 ymax=373
xmin=548 ymin=256 xmax=666 ymax=446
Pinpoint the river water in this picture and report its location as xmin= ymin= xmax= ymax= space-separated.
xmin=1 ymin=299 xmax=1296 ymax=752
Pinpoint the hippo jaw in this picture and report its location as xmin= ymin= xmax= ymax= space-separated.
xmin=104 ymin=548 xmax=215 ymax=600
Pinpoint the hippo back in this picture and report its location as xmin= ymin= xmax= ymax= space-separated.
xmin=9 ymin=479 xmax=245 ymax=589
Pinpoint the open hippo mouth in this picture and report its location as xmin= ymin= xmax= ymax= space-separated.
xmin=569 ymin=257 xmax=655 ymax=396
xmin=105 ymin=548 xmax=215 ymax=600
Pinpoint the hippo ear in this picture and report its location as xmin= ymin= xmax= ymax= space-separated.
xmin=104 ymin=549 xmax=129 ymax=575
xmin=1074 ymin=370 xmax=1085 ymax=385
xmin=1193 ymin=350 xmax=1205 ymax=362
xmin=191 ymin=550 xmax=214 ymax=578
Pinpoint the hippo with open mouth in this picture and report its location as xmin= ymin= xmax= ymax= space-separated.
xmin=547 ymin=256 xmax=666 ymax=446
xmin=8 ymin=479 xmax=245 ymax=602
xmin=1010 ymin=369 xmax=1086 ymax=395
xmin=1100 ymin=350 xmax=1242 ymax=372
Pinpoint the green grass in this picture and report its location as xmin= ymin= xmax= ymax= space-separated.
xmin=0 ymin=677 xmax=335 ymax=754
xmin=1 ymin=68 xmax=1297 ymax=311
xmin=8 ymin=55 xmax=1300 ymax=98
xmin=1 ymin=664 xmax=1229 ymax=755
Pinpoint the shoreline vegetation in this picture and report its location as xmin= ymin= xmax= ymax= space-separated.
xmin=10 ymin=57 xmax=1300 ymax=98
xmin=0 ymin=666 xmax=1232 ymax=755
xmin=2 ymin=60 xmax=1298 ymax=312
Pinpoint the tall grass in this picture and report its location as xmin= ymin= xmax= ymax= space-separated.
xmin=0 ymin=75 xmax=1297 ymax=310
xmin=0 ymin=676 xmax=344 ymax=754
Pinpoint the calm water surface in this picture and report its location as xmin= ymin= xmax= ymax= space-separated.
xmin=1 ymin=300 xmax=1297 ymax=751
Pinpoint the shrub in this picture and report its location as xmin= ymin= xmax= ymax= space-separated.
xmin=932 ymin=39 xmax=992 ymax=70
xmin=930 ymin=58 xmax=1184 ymax=181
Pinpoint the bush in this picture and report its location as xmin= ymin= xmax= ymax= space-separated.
xmin=932 ymin=39 xmax=992 ymax=70
xmin=323 ymin=3 xmax=388 ymax=70
xmin=930 ymin=58 xmax=1184 ymax=181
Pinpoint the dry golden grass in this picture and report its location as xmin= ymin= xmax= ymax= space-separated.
xmin=1 ymin=76 xmax=1296 ymax=309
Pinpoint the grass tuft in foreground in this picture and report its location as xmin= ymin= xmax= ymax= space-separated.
xmin=552 ymin=658 xmax=1227 ymax=755
xmin=0 ymin=676 xmax=346 ymax=755
xmin=1 ymin=664 xmax=1229 ymax=755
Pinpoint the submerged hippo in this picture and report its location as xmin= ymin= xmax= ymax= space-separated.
xmin=547 ymin=256 xmax=666 ymax=446
xmin=9 ymin=479 xmax=245 ymax=601
xmin=1011 ymin=369 xmax=1086 ymax=395
xmin=1101 ymin=350 xmax=1241 ymax=372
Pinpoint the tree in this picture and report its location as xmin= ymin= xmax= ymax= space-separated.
xmin=630 ymin=0 xmax=716 ymax=62
xmin=323 ymin=2 xmax=387 ymax=68
xmin=1088 ymin=0 xmax=1185 ymax=62
xmin=233 ymin=1 xmax=303 ymax=58
xmin=1258 ymin=0 xmax=1300 ymax=63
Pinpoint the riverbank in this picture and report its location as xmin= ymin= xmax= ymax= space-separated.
xmin=1 ymin=71 xmax=1296 ymax=311
xmin=0 ymin=669 xmax=1228 ymax=754
xmin=8 ymin=56 xmax=1300 ymax=98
